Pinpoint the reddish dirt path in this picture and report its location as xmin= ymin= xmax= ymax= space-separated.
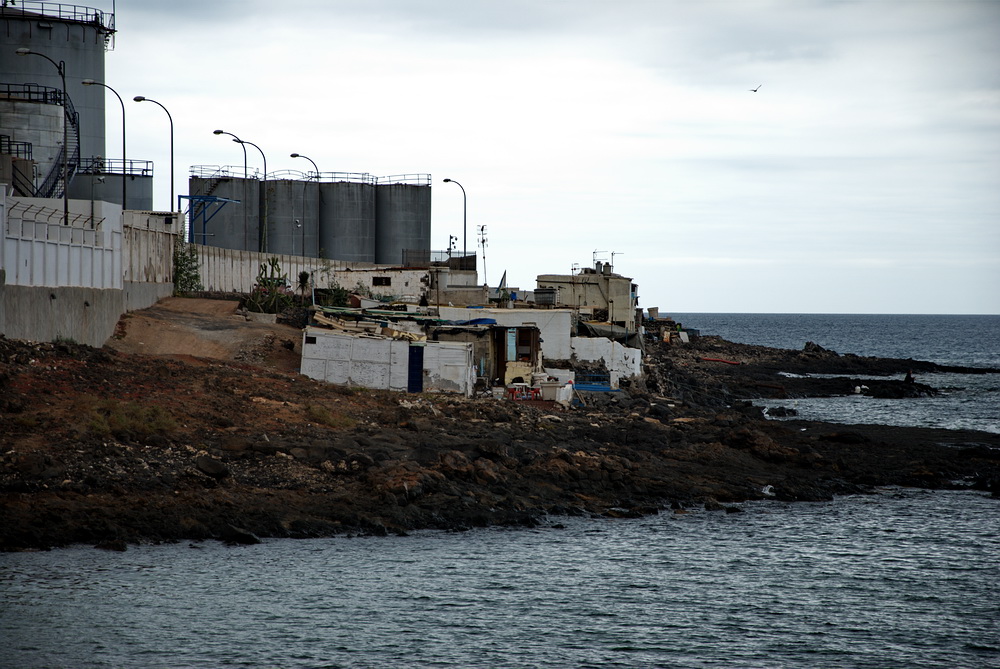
xmin=104 ymin=297 xmax=303 ymax=372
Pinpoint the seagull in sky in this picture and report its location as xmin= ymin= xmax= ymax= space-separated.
xmin=749 ymin=84 xmax=762 ymax=92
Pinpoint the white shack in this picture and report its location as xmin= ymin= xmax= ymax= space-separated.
xmin=300 ymin=328 xmax=476 ymax=396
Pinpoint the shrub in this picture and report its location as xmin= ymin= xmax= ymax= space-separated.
xmin=304 ymin=404 xmax=356 ymax=429
xmin=173 ymin=241 xmax=203 ymax=295
xmin=76 ymin=395 xmax=177 ymax=440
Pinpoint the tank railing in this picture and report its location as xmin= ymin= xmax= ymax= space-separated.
xmin=0 ymin=2 xmax=115 ymax=34
xmin=376 ymin=174 xmax=432 ymax=186
xmin=267 ymin=169 xmax=375 ymax=184
xmin=0 ymin=134 xmax=33 ymax=160
xmin=78 ymin=157 xmax=153 ymax=176
xmin=0 ymin=82 xmax=63 ymax=105
xmin=189 ymin=165 xmax=377 ymax=184
xmin=189 ymin=164 xmax=263 ymax=180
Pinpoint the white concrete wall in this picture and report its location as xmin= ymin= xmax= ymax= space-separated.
xmin=2 ymin=196 xmax=122 ymax=289
xmin=301 ymin=331 xmax=409 ymax=391
xmin=570 ymin=336 xmax=643 ymax=389
xmin=301 ymin=328 xmax=474 ymax=396
xmin=1 ymin=194 xmax=176 ymax=345
xmin=333 ymin=267 xmax=428 ymax=303
xmin=420 ymin=341 xmax=476 ymax=395
xmin=195 ymin=244 xmax=367 ymax=294
xmin=437 ymin=306 xmax=574 ymax=360
xmin=123 ymin=211 xmax=176 ymax=284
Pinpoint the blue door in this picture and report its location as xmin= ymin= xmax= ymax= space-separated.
xmin=407 ymin=345 xmax=424 ymax=393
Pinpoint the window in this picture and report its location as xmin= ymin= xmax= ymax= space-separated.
xmin=372 ymin=277 xmax=391 ymax=287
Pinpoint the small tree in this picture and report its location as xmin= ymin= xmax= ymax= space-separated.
xmin=172 ymin=241 xmax=203 ymax=296
xmin=297 ymin=271 xmax=311 ymax=305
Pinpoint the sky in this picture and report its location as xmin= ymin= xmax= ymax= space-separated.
xmin=103 ymin=0 xmax=999 ymax=314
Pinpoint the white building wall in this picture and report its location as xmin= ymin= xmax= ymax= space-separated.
xmin=437 ymin=306 xmax=574 ymax=360
xmin=332 ymin=267 xmax=428 ymax=303
xmin=301 ymin=328 xmax=474 ymax=396
xmin=421 ymin=341 xmax=476 ymax=395
xmin=570 ymin=336 xmax=643 ymax=389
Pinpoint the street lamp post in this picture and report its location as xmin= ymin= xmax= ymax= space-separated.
xmin=82 ymin=79 xmax=126 ymax=209
xmin=133 ymin=96 xmax=173 ymax=211
xmin=15 ymin=48 xmax=69 ymax=225
xmin=214 ymin=129 xmax=249 ymax=249
xmin=478 ymin=224 xmax=488 ymax=288
xmin=215 ymin=130 xmax=267 ymax=252
xmin=443 ymin=178 xmax=466 ymax=266
xmin=290 ymin=152 xmax=319 ymax=179
xmin=214 ymin=130 xmax=247 ymax=178
xmin=290 ymin=154 xmax=320 ymax=258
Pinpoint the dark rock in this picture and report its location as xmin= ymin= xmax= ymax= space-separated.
xmin=222 ymin=525 xmax=261 ymax=545
xmin=94 ymin=539 xmax=128 ymax=551
xmin=818 ymin=431 xmax=870 ymax=444
xmin=704 ymin=498 xmax=724 ymax=511
xmin=194 ymin=455 xmax=229 ymax=479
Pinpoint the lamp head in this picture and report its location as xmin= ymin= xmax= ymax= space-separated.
xmin=15 ymin=48 xmax=31 ymax=56
xmin=213 ymin=129 xmax=224 ymax=135
xmin=81 ymin=79 xmax=96 ymax=86
xmin=443 ymin=178 xmax=452 ymax=183
xmin=133 ymin=95 xmax=145 ymax=102
xmin=290 ymin=153 xmax=300 ymax=158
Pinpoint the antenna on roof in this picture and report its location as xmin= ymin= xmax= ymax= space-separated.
xmin=611 ymin=251 xmax=623 ymax=271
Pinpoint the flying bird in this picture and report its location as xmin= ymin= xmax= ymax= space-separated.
xmin=749 ymin=84 xmax=762 ymax=92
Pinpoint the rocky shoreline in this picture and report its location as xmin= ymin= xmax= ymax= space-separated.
xmin=2 ymin=331 xmax=999 ymax=551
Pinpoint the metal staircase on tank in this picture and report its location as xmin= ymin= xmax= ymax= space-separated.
xmin=33 ymin=86 xmax=80 ymax=199
xmin=0 ymin=133 xmax=36 ymax=196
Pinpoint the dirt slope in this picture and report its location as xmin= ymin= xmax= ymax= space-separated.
xmin=104 ymin=297 xmax=302 ymax=372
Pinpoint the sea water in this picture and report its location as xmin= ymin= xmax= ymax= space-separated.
xmin=3 ymin=315 xmax=999 ymax=668
xmin=1 ymin=488 xmax=998 ymax=669
xmin=670 ymin=314 xmax=1000 ymax=434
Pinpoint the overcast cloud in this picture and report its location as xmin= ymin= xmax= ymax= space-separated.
xmin=108 ymin=0 xmax=999 ymax=314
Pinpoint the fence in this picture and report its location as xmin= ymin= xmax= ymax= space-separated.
xmin=2 ymin=196 xmax=121 ymax=289
xmin=194 ymin=244 xmax=379 ymax=294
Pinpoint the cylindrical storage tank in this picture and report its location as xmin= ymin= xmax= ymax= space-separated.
xmin=375 ymin=181 xmax=431 ymax=265
xmin=1 ymin=4 xmax=115 ymax=171
xmin=319 ymin=179 xmax=376 ymax=263
xmin=72 ymin=172 xmax=153 ymax=210
xmin=188 ymin=173 xmax=260 ymax=251
xmin=265 ymin=179 xmax=320 ymax=257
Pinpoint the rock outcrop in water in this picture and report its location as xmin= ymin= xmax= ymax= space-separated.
xmin=2 ymin=326 xmax=999 ymax=551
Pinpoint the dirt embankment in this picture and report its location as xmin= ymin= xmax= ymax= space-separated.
xmin=2 ymin=299 xmax=998 ymax=551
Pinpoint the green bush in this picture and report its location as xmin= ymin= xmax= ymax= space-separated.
xmin=173 ymin=241 xmax=203 ymax=295
xmin=245 ymin=258 xmax=293 ymax=314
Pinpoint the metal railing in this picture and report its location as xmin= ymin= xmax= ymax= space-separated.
xmin=266 ymin=169 xmax=375 ymax=184
xmin=0 ymin=82 xmax=63 ymax=104
xmin=376 ymin=174 xmax=432 ymax=186
xmin=0 ymin=134 xmax=33 ymax=160
xmin=189 ymin=165 xmax=377 ymax=184
xmin=1 ymin=83 xmax=81 ymax=197
xmin=78 ymin=157 xmax=153 ymax=176
xmin=0 ymin=2 xmax=116 ymax=34
xmin=406 ymin=250 xmax=477 ymax=270
xmin=189 ymin=164 xmax=263 ymax=180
